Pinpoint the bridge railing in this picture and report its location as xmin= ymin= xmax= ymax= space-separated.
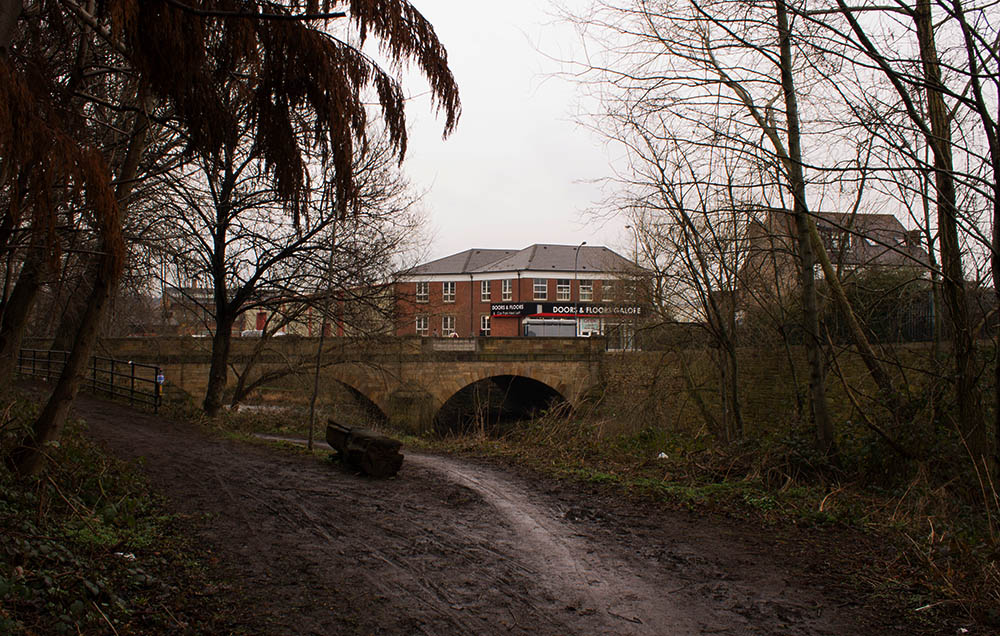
xmin=17 ymin=348 xmax=163 ymax=413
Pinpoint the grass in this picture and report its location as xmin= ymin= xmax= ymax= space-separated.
xmin=0 ymin=388 xmax=249 ymax=635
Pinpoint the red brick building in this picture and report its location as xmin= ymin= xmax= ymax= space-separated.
xmin=395 ymin=244 xmax=647 ymax=343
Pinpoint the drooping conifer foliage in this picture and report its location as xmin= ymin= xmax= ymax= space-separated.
xmin=0 ymin=0 xmax=460 ymax=475
xmin=101 ymin=0 xmax=459 ymax=213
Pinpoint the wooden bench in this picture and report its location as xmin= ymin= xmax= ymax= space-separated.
xmin=326 ymin=421 xmax=404 ymax=478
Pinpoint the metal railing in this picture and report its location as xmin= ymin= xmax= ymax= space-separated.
xmin=17 ymin=348 xmax=163 ymax=413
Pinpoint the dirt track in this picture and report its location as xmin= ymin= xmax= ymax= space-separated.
xmin=75 ymin=395 xmax=908 ymax=635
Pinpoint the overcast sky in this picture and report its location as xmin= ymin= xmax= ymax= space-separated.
xmin=398 ymin=0 xmax=629 ymax=261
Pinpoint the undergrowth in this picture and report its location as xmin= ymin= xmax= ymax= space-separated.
xmin=0 ymin=388 xmax=235 ymax=634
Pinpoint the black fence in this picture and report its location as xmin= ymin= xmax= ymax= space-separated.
xmin=17 ymin=349 xmax=163 ymax=413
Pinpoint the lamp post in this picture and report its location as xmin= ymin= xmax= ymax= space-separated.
xmin=574 ymin=240 xmax=587 ymax=337
xmin=623 ymin=225 xmax=639 ymax=350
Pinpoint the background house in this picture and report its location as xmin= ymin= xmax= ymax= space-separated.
xmin=741 ymin=209 xmax=930 ymax=295
xmin=738 ymin=209 xmax=936 ymax=342
xmin=395 ymin=244 xmax=648 ymax=346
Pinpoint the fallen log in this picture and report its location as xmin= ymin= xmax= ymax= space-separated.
xmin=326 ymin=421 xmax=404 ymax=478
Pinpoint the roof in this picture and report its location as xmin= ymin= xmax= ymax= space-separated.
xmin=406 ymin=248 xmax=516 ymax=275
xmin=759 ymin=209 xmax=931 ymax=269
xmin=404 ymin=244 xmax=644 ymax=276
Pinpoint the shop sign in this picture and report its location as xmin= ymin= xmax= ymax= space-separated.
xmin=491 ymin=302 xmax=643 ymax=317
xmin=490 ymin=303 xmax=527 ymax=316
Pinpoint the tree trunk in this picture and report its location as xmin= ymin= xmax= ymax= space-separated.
xmin=0 ymin=246 xmax=44 ymax=383
xmin=309 ymin=228 xmax=338 ymax=450
xmin=723 ymin=295 xmax=743 ymax=440
xmin=913 ymin=0 xmax=986 ymax=459
xmin=7 ymin=254 xmax=118 ymax=475
xmin=809 ymin=228 xmax=907 ymax=419
xmin=725 ymin=340 xmax=742 ymax=440
xmin=8 ymin=88 xmax=145 ymax=476
xmin=708 ymin=305 xmax=743 ymax=441
xmin=776 ymin=0 xmax=834 ymax=454
xmin=203 ymin=312 xmax=234 ymax=416
xmin=201 ymin=145 xmax=237 ymax=417
xmin=50 ymin=255 xmax=99 ymax=351
xmin=949 ymin=0 xmax=1000 ymax=476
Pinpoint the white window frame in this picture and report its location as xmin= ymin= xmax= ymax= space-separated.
xmin=533 ymin=278 xmax=547 ymax=300
xmin=481 ymin=280 xmax=491 ymax=302
xmin=579 ymin=280 xmax=593 ymax=302
xmin=603 ymin=280 xmax=617 ymax=301
xmin=480 ymin=314 xmax=491 ymax=336
xmin=442 ymin=315 xmax=456 ymax=336
xmin=556 ymin=279 xmax=571 ymax=301
xmin=415 ymin=281 xmax=429 ymax=303
xmin=442 ymin=281 xmax=456 ymax=303
xmin=501 ymin=279 xmax=513 ymax=301
xmin=415 ymin=315 xmax=428 ymax=336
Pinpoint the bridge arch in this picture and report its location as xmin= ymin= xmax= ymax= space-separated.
xmin=321 ymin=373 xmax=390 ymax=429
xmin=433 ymin=373 xmax=570 ymax=436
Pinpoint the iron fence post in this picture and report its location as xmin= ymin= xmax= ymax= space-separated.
xmin=154 ymin=367 xmax=162 ymax=413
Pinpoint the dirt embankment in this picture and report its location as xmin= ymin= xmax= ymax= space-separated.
xmin=76 ymin=396 xmax=914 ymax=635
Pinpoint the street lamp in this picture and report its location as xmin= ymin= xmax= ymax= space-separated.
xmin=623 ymin=225 xmax=639 ymax=350
xmin=574 ymin=240 xmax=587 ymax=337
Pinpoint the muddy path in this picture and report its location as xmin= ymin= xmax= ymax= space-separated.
xmin=75 ymin=396 xmax=905 ymax=635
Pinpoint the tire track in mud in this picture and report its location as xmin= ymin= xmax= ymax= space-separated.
xmin=410 ymin=453 xmax=696 ymax=635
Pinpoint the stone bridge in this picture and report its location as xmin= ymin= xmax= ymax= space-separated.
xmin=94 ymin=336 xmax=607 ymax=432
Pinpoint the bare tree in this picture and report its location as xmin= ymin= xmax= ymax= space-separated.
xmin=563 ymin=0 xmax=846 ymax=450
xmin=617 ymin=145 xmax=753 ymax=441
xmin=797 ymin=0 xmax=1000 ymax=465
xmin=566 ymin=0 xmax=998 ymax=470
xmin=148 ymin=117 xmax=426 ymax=415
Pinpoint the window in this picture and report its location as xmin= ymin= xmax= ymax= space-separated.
xmin=580 ymin=317 xmax=601 ymax=336
xmin=820 ymin=228 xmax=848 ymax=253
xmin=415 ymin=281 xmax=428 ymax=303
xmin=830 ymin=233 xmax=847 ymax=252
xmin=556 ymin=279 xmax=571 ymax=301
xmin=501 ymin=279 xmax=512 ymax=301
xmin=415 ymin=315 xmax=428 ymax=336
xmin=481 ymin=280 xmax=491 ymax=302
xmin=580 ymin=280 xmax=593 ymax=302
xmin=442 ymin=281 xmax=456 ymax=303
xmin=603 ymin=280 xmax=617 ymax=301
xmin=442 ymin=315 xmax=456 ymax=336
xmin=480 ymin=314 xmax=491 ymax=336
xmin=533 ymin=278 xmax=547 ymax=300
